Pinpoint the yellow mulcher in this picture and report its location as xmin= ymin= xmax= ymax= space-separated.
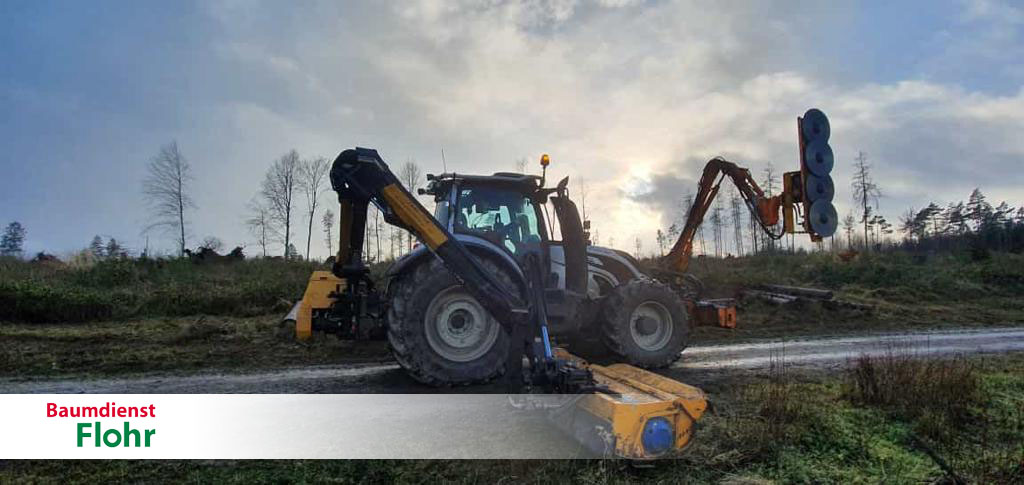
xmin=287 ymin=109 xmax=835 ymax=458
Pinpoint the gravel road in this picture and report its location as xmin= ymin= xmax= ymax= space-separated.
xmin=4 ymin=326 xmax=1023 ymax=394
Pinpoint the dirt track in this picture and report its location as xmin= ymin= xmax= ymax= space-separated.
xmin=4 ymin=326 xmax=1024 ymax=394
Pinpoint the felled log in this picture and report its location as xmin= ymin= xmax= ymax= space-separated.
xmin=743 ymin=290 xmax=798 ymax=305
xmin=756 ymin=284 xmax=834 ymax=300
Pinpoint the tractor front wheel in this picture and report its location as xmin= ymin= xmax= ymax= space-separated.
xmin=386 ymin=256 xmax=514 ymax=386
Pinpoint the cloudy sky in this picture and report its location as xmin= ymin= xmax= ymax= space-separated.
xmin=2 ymin=0 xmax=1023 ymax=259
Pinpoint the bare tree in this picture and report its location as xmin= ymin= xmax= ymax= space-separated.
xmin=683 ymin=191 xmax=705 ymax=256
xmin=656 ymin=229 xmax=666 ymax=257
xmin=514 ymin=157 xmax=527 ymax=173
xmin=261 ymin=150 xmax=301 ymax=258
xmin=851 ymin=151 xmax=881 ymax=251
xmin=710 ymin=200 xmax=724 ymax=257
xmin=577 ymin=177 xmax=588 ymax=223
xmin=143 ymin=141 xmax=194 ymax=256
xmin=400 ymin=159 xmax=423 ymax=251
xmin=246 ymin=199 xmax=273 ymax=257
xmin=390 ymin=224 xmax=400 ymax=260
xmin=322 ymin=209 xmax=335 ymax=258
xmin=373 ymin=207 xmax=382 ymax=263
xmin=728 ymin=185 xmax=745 ymax=256
xmin=300 ymin=157 xmax=330 ymax=260
xmin=634 ymin=236 xmax=643 ymax=260
xmin=199 ymin=236 xmax=223 ymax=252
xmin=761 ymin=163 xmax=779 ymax=252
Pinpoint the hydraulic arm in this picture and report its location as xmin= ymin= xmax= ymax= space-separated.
xmin=328 ymin=147 xmax=528 ymax=329
xmin=665 ymin=108 xmax=838 ymax=275
xmin=659 ymin=109 xmax=838 ymax=328
xmin=664 ymin=157 xmax=785 ymax=275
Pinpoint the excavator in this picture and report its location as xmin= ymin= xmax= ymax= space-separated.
xmin=285 ymin=109 xmax=836 ymax=458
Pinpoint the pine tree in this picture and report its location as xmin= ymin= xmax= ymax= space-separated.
xmin=843 ymin=213 xmax=856 ymax=249
xmin=946 ymin=202 xmax=967 ymax=235
xmin=967 ymin=188 xmax=991 ymax=231
xmin=286 ymin=243 xmax=300 ymax=260
xmin=105 ymin=238 xmax=124 ymax=259
xmin=0 ymin=222 xmax=26 ymax=257
xmin=90 ymin=235 xmax=106 ymax=259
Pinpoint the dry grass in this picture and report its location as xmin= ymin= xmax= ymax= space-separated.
xmin=842 ymin=346 xmax=1024 ymax=483
xmin=752 ymin=347 xmax=810 ymax=441
xmin=845 ymin=344 xmax=982 ymax=434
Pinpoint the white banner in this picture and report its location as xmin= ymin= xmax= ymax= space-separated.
xmin=0 ymin=394 xmax=610 ymax=459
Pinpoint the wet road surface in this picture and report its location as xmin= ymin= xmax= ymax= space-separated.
xmin=4 ymin=326 xmax=1023 ymax=394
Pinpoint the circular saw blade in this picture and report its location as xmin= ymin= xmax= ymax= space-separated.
xmin=801 ymin=108 xmax=830 ymax=143
xmin=804 ymin=139 xmax=834 ymax=176
xmin=805 ymin=173 xmax=835 ymax=202
xmin=808 ymin=199 xmax=838 ymax=237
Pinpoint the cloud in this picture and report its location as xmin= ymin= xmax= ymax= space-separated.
xmin=3 ymin=0 xmax=1024 ymax=258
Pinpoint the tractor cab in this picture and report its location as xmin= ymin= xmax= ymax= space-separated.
xmin=424 ymin=172 xmax=547 ymax=256
xmin=421 ymin=164 xmax=592 ymax=333
xmin=425 ymin=170 xmax=587 ymax=270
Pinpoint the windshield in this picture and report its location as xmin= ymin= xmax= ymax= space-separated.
xmin=454 ymin=186 xmax=542 ymax=254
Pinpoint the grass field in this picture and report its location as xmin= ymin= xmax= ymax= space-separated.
xmin=5 ymin=250 xmax=1024 ymax=325
xmin=3 ymin=353 xmax=1022 ymax=483
xmin=689 ymin=250 xmax=1024 ymax=342
xmin=0 ymin=257 xmax=319 ymax=323
xmin=0 ymin=315 xmax=392 ymax=379
xmin=3 ymin=251 xmax=1024 ymax=378
xmin=3 ymin=253 xmax=1022 ymax=482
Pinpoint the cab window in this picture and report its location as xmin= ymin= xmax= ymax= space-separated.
xmin=454 ymin=187 xmax=542 ymax=253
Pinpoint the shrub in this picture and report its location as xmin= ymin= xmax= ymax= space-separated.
xmin=72 ymin=258 xmax=141 ymax=288
xmin=0 ymin=257 xmax=323 ymax=323
xmin=0 ymin=281 xmax=115 ymax=322
xmin=845 ymin=345 xmax=982 ymax=441
xmin=749 ymin=349 xmax=814 ymax=442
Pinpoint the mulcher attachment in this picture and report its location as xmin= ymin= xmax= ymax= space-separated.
xmin=539 ymin=350 xmax=708 ymax=459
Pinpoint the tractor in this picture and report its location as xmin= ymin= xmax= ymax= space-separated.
xmin=289 ymin=109 xmax=837 ymax=387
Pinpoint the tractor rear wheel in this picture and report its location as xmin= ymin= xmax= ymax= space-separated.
xmin=600 ymin=278 xmax=689 ymax=368
xmin=386 ymin=256 xmax=515 ymax=386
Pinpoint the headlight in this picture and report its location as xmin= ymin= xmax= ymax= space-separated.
xmin=641 ymin=417 xmax=674 ymax=455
